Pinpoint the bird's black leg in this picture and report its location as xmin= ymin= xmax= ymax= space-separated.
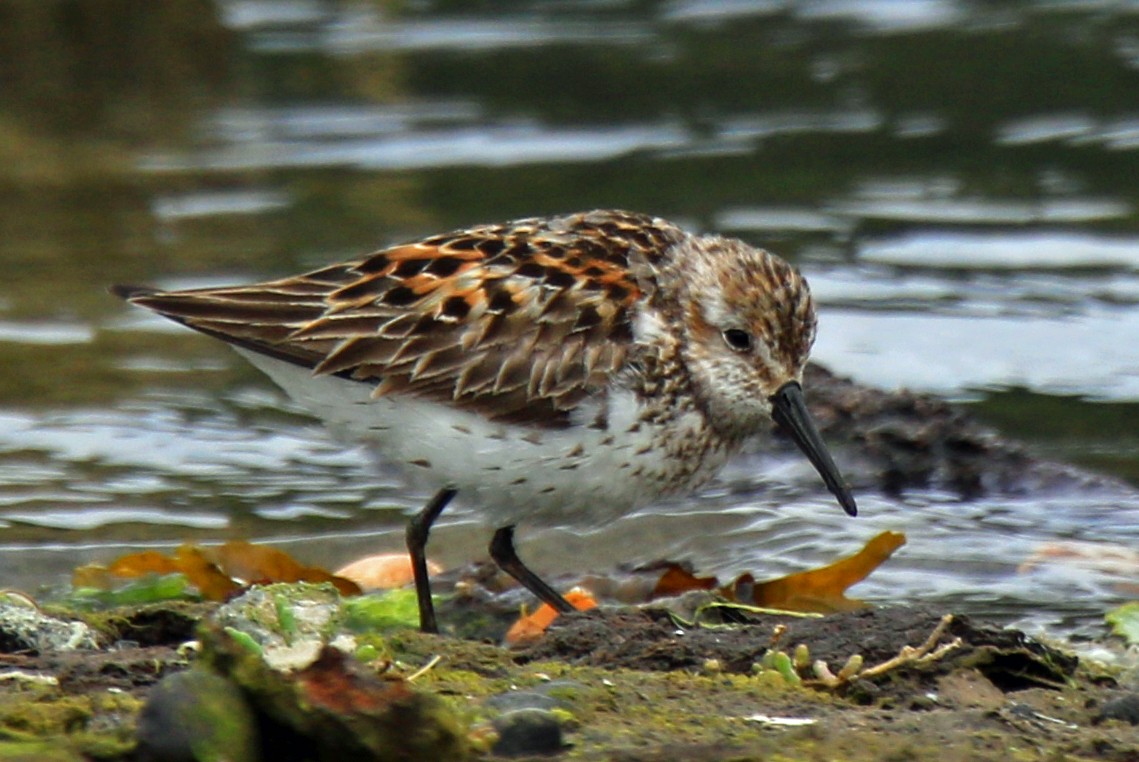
xmin=489 ymin=526 xmax=575 ymax=613
xmin=406 ymin=487 xmax=457 ymax=633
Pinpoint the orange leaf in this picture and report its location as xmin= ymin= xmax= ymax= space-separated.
xmin=650 ymin=563 xmax=719 ymax=598
xmin=204 ymin=540 xmax=361 ymax=597
xmin=71 ymin=550 xmax=186 ymax=591
xmin=72 ymin=541 xmax=363 ymax=601
xmin=206 ymin=541 xmax=309 ymax=584
xmin=175 ymin=544 xmax=242 ymax=601
xmin=732 ymin=531 xmax=906 ymax=613
xmin=107 ymin=550 xmax=182 ymax=578
xmin=505 ymin=588 xmax=598 ymax=646
xmin=297 ymin=567 xmax=363 ymax=598
xmin=71 ymin=564 xmax=114 ymax=590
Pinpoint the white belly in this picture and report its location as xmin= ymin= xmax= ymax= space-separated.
xmin=235 ymin=349 xmax=731 ymax=527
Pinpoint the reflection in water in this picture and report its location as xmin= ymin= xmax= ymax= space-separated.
xmin=141 ymin=120 xmax=692 ymax=172
xmin=2 ymin=0 xmax=1139 ymax=637
xmin=862 ymin=230 xmax=1139 ymax=269
xmin=813 ymin=307 xmax=1139 ymax=399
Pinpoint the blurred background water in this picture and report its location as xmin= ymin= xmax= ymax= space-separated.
xmin=3 ymin=0 xmax=1139 ymax=638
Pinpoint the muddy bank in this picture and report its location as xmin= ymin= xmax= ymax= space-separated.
xmin=1 ymin=594 xmax=1138 ymax=761
xmin=796 ymin=364 xmax=1124 ymax=498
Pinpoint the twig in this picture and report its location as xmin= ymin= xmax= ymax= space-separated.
xmin=406 ymin=654 xmax=442 ymax=682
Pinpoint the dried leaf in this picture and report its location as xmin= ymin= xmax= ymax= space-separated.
xmin=1020 ymin=540 xmax=1139 ymax=582
xmin=176 ymin=544 xmax=242 ymax=601
xmin=71 ymin=541 xmax=362 ymax=602
xmin=206 ymin=541 xmax=362 ymax=597
xmin=71 ymin=564 xmax=115 ymax=590
xmin=108 ymin=550 xmax=183 ymax=578
xmin=732 ymin=531 xmax=906 ymax=613
xmin=649 ymin=563 xmax=718 ymax=598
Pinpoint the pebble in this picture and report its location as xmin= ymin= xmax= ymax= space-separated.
xmin=1097 ymin=693 xmax=1139 ymax=725
xmin=0 ymin=598 xmax=98 ymax=653
xmin=492 ymin=708 xmax=564 ymax=757
xmin=136 ymin=668 xmax=260 ymax=762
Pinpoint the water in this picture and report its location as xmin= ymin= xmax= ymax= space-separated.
xmin=2 ymin=0 xmax=1139 ymax=639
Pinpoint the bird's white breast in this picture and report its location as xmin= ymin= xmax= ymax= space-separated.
xmin=235 ymin=349 xmax=731 ymax=527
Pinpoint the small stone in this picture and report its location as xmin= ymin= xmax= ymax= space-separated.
xmin=492 ymin=708 xmax=564 ymax=757
xmin=202 ymin=631 xmax=469 ymax=760
xmin=210 ymin=583 xmax=344 ymax=670
xmin=1097 ymin=693 xmax=1139 ymax=725
xmin=486 ymin=679 xmax=584 ymax=715
xmin=0 ymin=599 xmax=98 ymax=653
xmin=136 ymin=668 xmax=260 ymax=762
xmin=485 ymin=690 xmax=560 ymax=713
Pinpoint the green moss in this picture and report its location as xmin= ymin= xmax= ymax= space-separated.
xmin=0 ymin=691 xmax=140 ymax=759
xmin=0 ymin=741 xmax=85 ymax=761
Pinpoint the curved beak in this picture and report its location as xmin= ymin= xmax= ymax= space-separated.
xmin=769 ymin=381 xmax=857 ymax=517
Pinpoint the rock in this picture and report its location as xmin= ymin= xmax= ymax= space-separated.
xmin=202 ymin=624 xmax=470 ymax=761
xmin=486 ymin=680 xmax=583 ymax=714
xmin=0 ymin=597 xmax=98 ymax=653
xmin=1097 ymin=693 xmax=1139 ymax=725
xmin=210 ymin=582 xmax=351 ymax=670
xmin=136 ymin=668 xmax=260 ymax=762
xmin=492 ymin=708 xmax=564 ymax=757
xmin=793 ymin=364 xmax=1127 ymax=498
xmin=486 ymin=690 xmax=561 ymax=713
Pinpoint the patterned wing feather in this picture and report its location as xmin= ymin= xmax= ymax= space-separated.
xmin=115 ymin=210 xmax=685 ymax=427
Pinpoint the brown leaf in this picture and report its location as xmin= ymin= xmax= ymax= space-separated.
xmin=71 ymin=550 xmax=185 ymax=591
xmin=71 ymin=564 xmax=114 ymax=590
xmin=205 ymin=541 xmax=362 ymax=597
xmin=175 ymin=544 xmax=242 ymax=601
xmin=73 ymin=541 xmax=362 ymax=601
xmin=730 ymin=531 xmax=906 ymax=613
xmin=649 ymin=563 xmax=719 ymax=598
xmin=108 ymin=550 xmax=182 ymax=578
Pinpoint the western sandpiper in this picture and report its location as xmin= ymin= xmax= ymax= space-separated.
xmin=114 ymin=209 xmax=856 ymax=632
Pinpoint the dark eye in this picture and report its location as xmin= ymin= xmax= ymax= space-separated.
xmin=722 ymin=329 xmax=752 ymax=352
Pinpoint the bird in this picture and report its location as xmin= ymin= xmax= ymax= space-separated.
xmin=113 ymin=209 xmax=856 ymax=633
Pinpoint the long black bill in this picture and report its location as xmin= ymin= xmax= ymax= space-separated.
xmin=769 ymin=381 xmax=857 ymax=517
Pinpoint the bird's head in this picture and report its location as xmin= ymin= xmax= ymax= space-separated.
xmin=663 ymin=235 xmax=857 ymax=516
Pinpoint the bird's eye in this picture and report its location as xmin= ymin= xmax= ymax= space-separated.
xmin=722 ymin=329 xmax=752 ymax=352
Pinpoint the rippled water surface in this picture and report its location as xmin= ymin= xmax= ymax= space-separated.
xmin=3 ymin=0 xmax=1139 ymax=638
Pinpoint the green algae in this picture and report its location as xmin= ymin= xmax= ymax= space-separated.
xmin=64 ymin=574 xmax=196 ymax=611
xmin=223 ymin=626 xmax=263 ymax=656
xmin=342 ymin=589 xmax=422 ymax=633
xmin=1106 ymin=602 xmax=1139 ymax=646
xmin=273 ymin=592 xmax=299 ymax=644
